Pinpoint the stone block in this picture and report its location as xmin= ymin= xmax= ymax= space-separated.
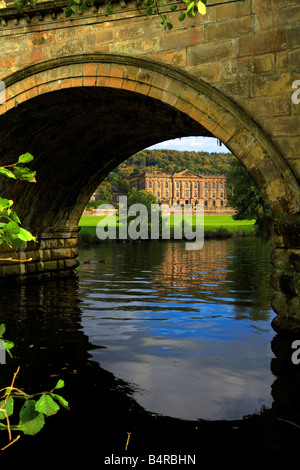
xmin=216 ymin=0 xmax=251 ymax=20
xmin=250 ymin=72 xmax=292 ymax=98
xmin=252 ymin=0 xmax=298 ymax=13
xmin=1 ymin=264 xmax=21 ymax=277
xmin=51 ymin=248 xmax=72 ymax=260
xmin=239 ymin=30 xmax=286 ymax=56
xmin=205 ymin=16 xmax=253 ymax=42
xmin=162 ymin=28 xmax=204 ymax=51
xmin=187 ymin=38 xmax=238 ymax=65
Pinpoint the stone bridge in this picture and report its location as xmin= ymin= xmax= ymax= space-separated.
xmin=0 ymin=0 xmax=299 ymax=329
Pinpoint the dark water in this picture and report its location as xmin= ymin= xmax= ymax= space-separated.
xmin=1 ymin=237 xmax=300 ymax=460
xmin=79 ymin=237 xmax=275 ymax=421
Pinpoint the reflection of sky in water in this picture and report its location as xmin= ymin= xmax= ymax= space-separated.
xmin=79 ymin=238 xmax=276 ymax=421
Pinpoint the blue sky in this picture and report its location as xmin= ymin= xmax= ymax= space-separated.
xmin=148 ymin=136 xmax=231 ymax=153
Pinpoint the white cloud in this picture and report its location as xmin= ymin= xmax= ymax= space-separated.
xmin=148 ymin=136 xmax=230 ymax=153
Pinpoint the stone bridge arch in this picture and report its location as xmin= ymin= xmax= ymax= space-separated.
xmin=0 ymin=53 xmax=299 ymax=328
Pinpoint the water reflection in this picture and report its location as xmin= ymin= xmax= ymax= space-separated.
xmin=78 ymin=238 xmax=276 ymax=420
xmin=0 ymin=240 xmax=300 ymax=455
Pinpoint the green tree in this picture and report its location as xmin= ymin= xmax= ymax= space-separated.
xmin=0 ymin=154 xmax=37 ymax=256
xmin=127 ymin=188 xmax=157 ymax=211
xmin=227 ymin=159 xmax=272 ymax=224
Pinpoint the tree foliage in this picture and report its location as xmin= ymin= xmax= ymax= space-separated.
xmin=0 ymin=155 xmax=37 ymax=251
xmin=0 ymin=325 xmax=69 ymax=451
xmin=227 ymin=159 xmax=272 ymax=223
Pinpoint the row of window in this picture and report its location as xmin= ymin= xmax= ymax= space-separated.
xmin=155 ymin=191 xmax=224 ymax=198
xmin=148 ymin=181 xmax=224 ymax=189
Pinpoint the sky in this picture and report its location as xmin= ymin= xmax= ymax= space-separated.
xmin=147 ymin=136 xmax=231 ymax=153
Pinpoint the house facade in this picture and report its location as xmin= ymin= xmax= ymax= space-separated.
xmin=129 ymin=169 xmax=227 ymax=209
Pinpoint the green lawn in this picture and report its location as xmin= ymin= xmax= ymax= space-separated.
xmin=79 ymin=215 xmax=256 ymax=237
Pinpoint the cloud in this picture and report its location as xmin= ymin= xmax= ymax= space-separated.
xmin=148 ymin=136 xmax=230 ymax=153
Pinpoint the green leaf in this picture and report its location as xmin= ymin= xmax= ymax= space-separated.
xmin=0 ymin=198 xmax=13 ymax=212
xmin=178 ymin=13 xmax=185 ymax=21
xmin=17 ymin=227 xmax=36 ymax=242
xmin=186 ymin=1 xmax=195 ymax=16
xmin=106 ymin=5 xmax=114 ymax=14
xmin=54 ymin=379 xmax=65 ymax=390
xmin=197 ymin=0 xmax=206 ymax=14
xmin=145 ymin=6 xmax=153 ymax=16
xmin=9 ymin=211 xmax=21 ymax=224
xmin=18 ymin=153 xmax=34 ymax=164
xmin=0 ymin=397 xmax=14 ymax=420
xmin=11 ymin=166 xmax=36 ymax=182
xmin=50 ymin=393 xmax=70 ymax=411
xmin=160 ymin=0 xmax=167 ymax=7
xmin=4 ymin=221 xmax=20 ymax=235
xmin=0 ymin=324 xmax=6 ymax=338
xmin=3 ymin=339 xmax=14 ymax=358
xmin=0 ymin=168 xmax=16 ymax=179
xmin=19 ymin=400 xmax=45 ymax=435
xmin=71 ymin=4 xmax=79 ymax=13
xmin=35 ymin=394 xmax=60 ymax=417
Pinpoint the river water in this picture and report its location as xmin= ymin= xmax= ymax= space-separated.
xmin=78 ymin=237 xmax=275 ymax=422
xmin=1 ymin=236 xmax=299 ymax=458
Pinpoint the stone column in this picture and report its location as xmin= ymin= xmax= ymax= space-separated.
xmin=270 ymin=217 xmax=300 ymax=332
xmin=0 ymin=227 xmax=80 ymax=282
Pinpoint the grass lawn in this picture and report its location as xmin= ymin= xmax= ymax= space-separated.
xmin=79 ymin=215 xmax=256 ymax=239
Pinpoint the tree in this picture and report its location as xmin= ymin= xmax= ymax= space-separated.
xmin=0 ymin=154 xmax=37 ymax=257
xmin=227 ymin=159 xmax=272 ymax=224
xmin=127 ymin=188 xmax=157 ymax=212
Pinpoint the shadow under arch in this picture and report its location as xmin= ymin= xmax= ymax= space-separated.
xmin=0 ymin=53 xmax=299 ymax=236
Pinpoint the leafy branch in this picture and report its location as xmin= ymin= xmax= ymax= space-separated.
xmin=13 ymin=0 xmax=207 ymax=30
xmin=0 ymin=325 xmax=69 ymax=450
xmin=0 ymin=153 xmax=37 ymax=258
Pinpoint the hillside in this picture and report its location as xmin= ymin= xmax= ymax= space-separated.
xmin=119 ymin=149 xmax=234 ymax=176
xmin=90 ymin=149 xmax=235 ymax=202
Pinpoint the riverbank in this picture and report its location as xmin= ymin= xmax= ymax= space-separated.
xmin=78 ymin=215 xmax=257 ymax=246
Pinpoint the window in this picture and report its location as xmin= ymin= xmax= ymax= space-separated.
xmin=185 ymin=182 xmax=188 ymax=188
xmin=213 ymin=192 xmax=215 ymax=198
xmin=194 ymin=191 xmax=197 ymax=197
xmin=213 ymin=200 xmax=216 ymax=206
xmin=157 ymin=181 xmax=160 ymax=188
xmin=185 ymin=191 xmax=189 ymax=198
xmin=205 ymin=191 xmax=207 ymax=198
xmin=205 ymin=182 xmax=208 ymax=189
xmin=212 ymin=182 xmax=215 ymax=189
xmin=220 ymin=183 xmax=223 ymax=189
xmin=221 ymin=200 xmax=224 ymax=206
xmin=220 ymin=192 xmax=223 ymax=198
xmin=165 ymin=181 xmax=168 ymax=188
xmin=157 ymin=191 xmax=160 ymax=197
xmin=165 ymin=191 xmax=168 ymax=197
xmin=148 ymin=181 xmax=152 ymax=188
xmin=176 ymin=191 xmax=179 ymax=197
xmin=205 ymin=200 xmax=208 ymax=206
xmin=194 ymin=182 xmax=197 ymax=189
xmin=176 ymin=182 xmax=179 ymax=188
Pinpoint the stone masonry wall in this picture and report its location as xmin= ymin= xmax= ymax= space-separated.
xmin=0 ymin=0 xmax=299 ymax=184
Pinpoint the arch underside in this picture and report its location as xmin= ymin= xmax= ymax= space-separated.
xmin=0 ymin=54 xmax=299 ymax=236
